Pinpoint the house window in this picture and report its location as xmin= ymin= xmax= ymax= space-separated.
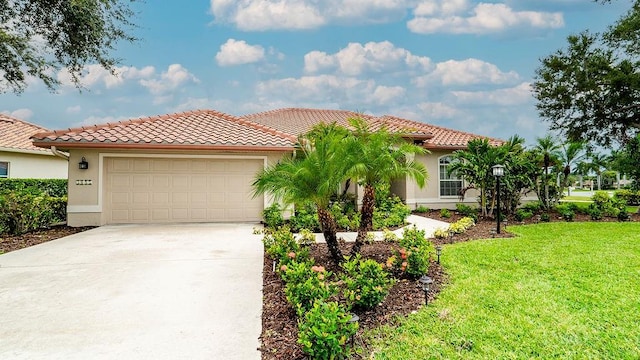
xmin=439 ymin=156 xmax=461 ymax=197
xmin=0 ymin=161 xmax=8 ymax=178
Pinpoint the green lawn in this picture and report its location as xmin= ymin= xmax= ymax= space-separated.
xmin=368 ymin=223 xmax=640 ymax=359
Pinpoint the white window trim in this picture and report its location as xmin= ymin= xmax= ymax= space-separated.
xmin=438 ymin=155 xmax=463 ymax=199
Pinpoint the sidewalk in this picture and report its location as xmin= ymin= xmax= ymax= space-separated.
xmin=310 ymin=215 xmax=450 ymax=243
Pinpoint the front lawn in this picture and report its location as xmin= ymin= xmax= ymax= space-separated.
xmin=368 ymin=222 xmax=640 ymax=359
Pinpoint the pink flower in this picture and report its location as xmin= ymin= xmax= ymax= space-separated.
xmin=287 ymin=252 xmax=296 ymax=259
xmin=280 ymin=265 xmax=287 ymax=272
xmin=311 ymin=265 xmax=325 ymax=273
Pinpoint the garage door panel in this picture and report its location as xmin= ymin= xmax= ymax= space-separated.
xmin=106 ymin=157 xmax=264 ymax=224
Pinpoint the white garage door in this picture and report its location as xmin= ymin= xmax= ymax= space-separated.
xmin=105 ymin=157 xmax=264 ymax=224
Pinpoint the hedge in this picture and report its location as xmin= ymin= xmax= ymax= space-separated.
xmin=0 ymin=179 xmax=68 ymax=197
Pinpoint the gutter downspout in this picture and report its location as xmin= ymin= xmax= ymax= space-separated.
xmin=50 ymin=146 xmax=69 ymax=160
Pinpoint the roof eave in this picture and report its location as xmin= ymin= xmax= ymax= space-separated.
xmin=32 ymin=141 xmax=295 ymax=152
xmin=0 ymin=146 xmax=54 ymax=155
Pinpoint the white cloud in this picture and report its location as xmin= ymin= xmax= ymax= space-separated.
xmin=66 ymin=105 xmax=82 ymax=114
xmin=414 ymin=58 xmax=519 ymax=87
xmin=417 ymin=102 xmax=462 ymax=119
xmin=57 ymin=65 xmax=155 ymax=89
xmin=2 ymin=108 xmax=34 ymax=120
xmin=372 ymin=85 xmax=405 ymax=104
xmin=452 ymin=82 xmax=533 ymax=105
xmin=209 ymin=0 xmax=411 ymax=30
xmin=408 ymin=1 xmax=564 ymax=34
xmin=216 ymin=39 xmax=266 ymax=66
xmin=78 ymin=115 xmax=131 ymax=127
xmin=304 ymin=41 xmax=431 ymax=76
xmin=139 ymin=64 xmax=200 ymax=95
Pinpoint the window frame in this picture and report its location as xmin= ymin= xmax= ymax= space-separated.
xmin=438 ymin=155 xmax=462 ymax=198
xmin=0 ymin=161 xmax=9 ymax=178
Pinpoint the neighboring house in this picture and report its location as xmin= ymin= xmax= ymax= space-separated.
xmin=0 ymin=114 xmax=68 ymax=179
xmin=31 ymin=108 xmax=501 ymax=227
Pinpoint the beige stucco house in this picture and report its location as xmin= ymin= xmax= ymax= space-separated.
xmin=0 ymin=114 xmax=68 ymax=179
xmin=32 ymin=108 xmax=501 ymax=227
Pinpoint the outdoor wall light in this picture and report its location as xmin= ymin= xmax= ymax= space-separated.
xmin=492 ymin=164 xmax=505 ymax=234
xmin=436 ymin=245 xmax=442 ymax=264
xmin=418 ymin=275 xmax=434 ymax=305
xmin=78 ymin=157 xmax=89 ymax=170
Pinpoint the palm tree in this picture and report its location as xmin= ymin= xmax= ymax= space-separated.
xmin=584 ymin=152 xmax=609 ymax=190
xmin=449 ymin=138 xmax=506 ymax=217
xmin=534 ymin=135 xmax=561 ymax=209
xmin=343 ymin=117 xmax=428 ymax=256
xmin=559 ymin=141 xmax=586 ymax=195
xmin=253 ymin=123 xmax=350 ymax=263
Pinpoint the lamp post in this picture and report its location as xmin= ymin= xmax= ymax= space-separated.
xmin=492 ymin=164 xmax=505 ymax=234
xmin=418 ymin=275 xmax=434 ymax=305
xmin=435 ymin=245 xmax=442 ymax=264
xmin=348 ymin=314 xmax=359 ymax=346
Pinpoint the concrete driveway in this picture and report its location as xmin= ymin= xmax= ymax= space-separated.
xmin=0 ymin=223 xmax=263 ymax=360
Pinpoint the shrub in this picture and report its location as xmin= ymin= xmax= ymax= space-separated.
xmin=382 ymin=228 xmax=399 ymax=242
xmin=439 ymin=208 xmax=451 ymax=219
xmin=394 ymin=226 xmax=433 ymax=278
xmin=263 ymin=227 xmax=309 ymax=266
xmin=455 ymin=203 xmax=477 ymax=218
xmin=0 ymin=193 xmax=67 ymax=235
xmin=618 ymin=209 xmax=631 ymax=222
xmin=297 ymin=228 xmax=316 ymax=246
xmin=540 ymin=213 xmax=550 ymax=222
xmin=341 ymin=255 xmax=394 ymax=310
xmin=283 ymin=262 xmax=334 ymax=316
xmin=590 ymin=191 xmax=626 ymax=218
xmin=522 ymin=201 xmax=543 ymax=214
xmin=514 ymin=209 xmax=533 ymax=222
xmin=556 ymin=204 xmax=575 ymax=222
xmin=262 ymin=203 xmax=285 ymax=229
xmin=614 ymin=189 xmax=640 ymax=206
xmin=587 ymin=204 xmax=603 ymax=220
xmin=298 ymin=300 xmax=358 ymax=360
xmin=330 ymin=202 xmax=360 ymax=231
xmin=591 ymin=191 xmax=611 ymax=208
xmin=290 ymin=203 xmax=321 ymax=232
xmin=373 ymin=196 xmax=411 ymax=230
xmin=415 ymin=205 xmax=429 ymax=213
xmin=433 ymin=228 xmax=450 ymax=240
xmin=0 ymin=178 xmax=67 ymax=197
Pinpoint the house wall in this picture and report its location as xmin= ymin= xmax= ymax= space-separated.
xmin=65 ymin=148 xmax=289 ymax=227
xmin=399 ymin=150 xmax=480 ymax=210
xmin=0 ymin=151 xmax=68 ymax=179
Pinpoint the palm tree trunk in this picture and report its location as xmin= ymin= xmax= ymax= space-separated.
xmin=317 ymin=207 xmax=343 ymax=263
xmin=351 ymin=183 xmax=375 ymax=256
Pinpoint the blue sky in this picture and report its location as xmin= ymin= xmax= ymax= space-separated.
xmin=1 ymin=0 xmax=632 ymax=143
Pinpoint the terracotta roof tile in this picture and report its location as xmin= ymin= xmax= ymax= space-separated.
xmin=32 ymin=110 xmax=297 ymax=150
xmin=0 ymin=113 xmax=52 ymax=153
xmin=380 ymin=115 xmax=504 ymax=149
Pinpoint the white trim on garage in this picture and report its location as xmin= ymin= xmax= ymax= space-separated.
xmin=68 ymin=153 xmax=269 ymax=215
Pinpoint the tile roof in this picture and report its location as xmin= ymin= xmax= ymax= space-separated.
xmin=32 ymin=110 xmax=297 ymax=150
xmin=0 ymin=113 xmax=53 ymax=153
xmin=31 ymin=108 xmax=502 ymax=151
xmin=379 ymin=115 xmax=504 ymax=149
xmin=244 ymin=108 xmax=433 ymax=139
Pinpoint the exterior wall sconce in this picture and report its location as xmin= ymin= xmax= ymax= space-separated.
xmin=78 ymin=157 xmax=89 ymax=170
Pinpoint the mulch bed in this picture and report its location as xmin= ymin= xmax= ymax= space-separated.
xmin=0 ymin=225 xmax=94 ymax=254
xmin=260 ymin=209 xmax=640 ymax=359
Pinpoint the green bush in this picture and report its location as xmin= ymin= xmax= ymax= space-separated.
xmin=591 ymin=191 xmax=611 ymax=208
xmin=587 ymin=204 xmax=603 ymax=220
xmin=521 ymin=201 xmax=543 ymax=213
xmin=590 ymin=191 xmax=626 ymax=218
xmin=433 ymin=228 xmax=450 ymax=240
xmin=392 ymin=226 xmax=433 ymax=278
xmin=415 ymin=205 xmax=429 ymax=213
xmin=555 ymin=204 xmax=575 ymax=222
xmin=298 ymin=300 xmax=358 ymax=360
xmin=283 ymin=262 xmax=334 ymax=316
xmin=290 ymin=203 xmax=321 ymax=232
xmin=330 ymin=202 xmax=360 ymax=231
xmin=372 ymin=196 xmax=410 ymax=230
xmin=341 ymin=255 xmax=394 ymax=310
xmin=455 ymin=203 xmax=477 ymax=217
xmin=0 ymin=178 xmax=68 ymax=197
xmin=0 ymin=193 xmax=67 ymax=235
xmin=540 ymin=213 xmax=550 ymax=222
xmin=618 ymin=209 xmax=631 ymax=222
xmin=262 ymin=203 xmax=285 ymax=229
xmin=439 ymin=208 xmax=451 ymax=219
xmin=614 ymin=189 xmax=640 ymax=206
xmin=514 ymin=209 xmax=533 ymax=222
xmin=263 ymin=227 xmax=309 ymax=266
